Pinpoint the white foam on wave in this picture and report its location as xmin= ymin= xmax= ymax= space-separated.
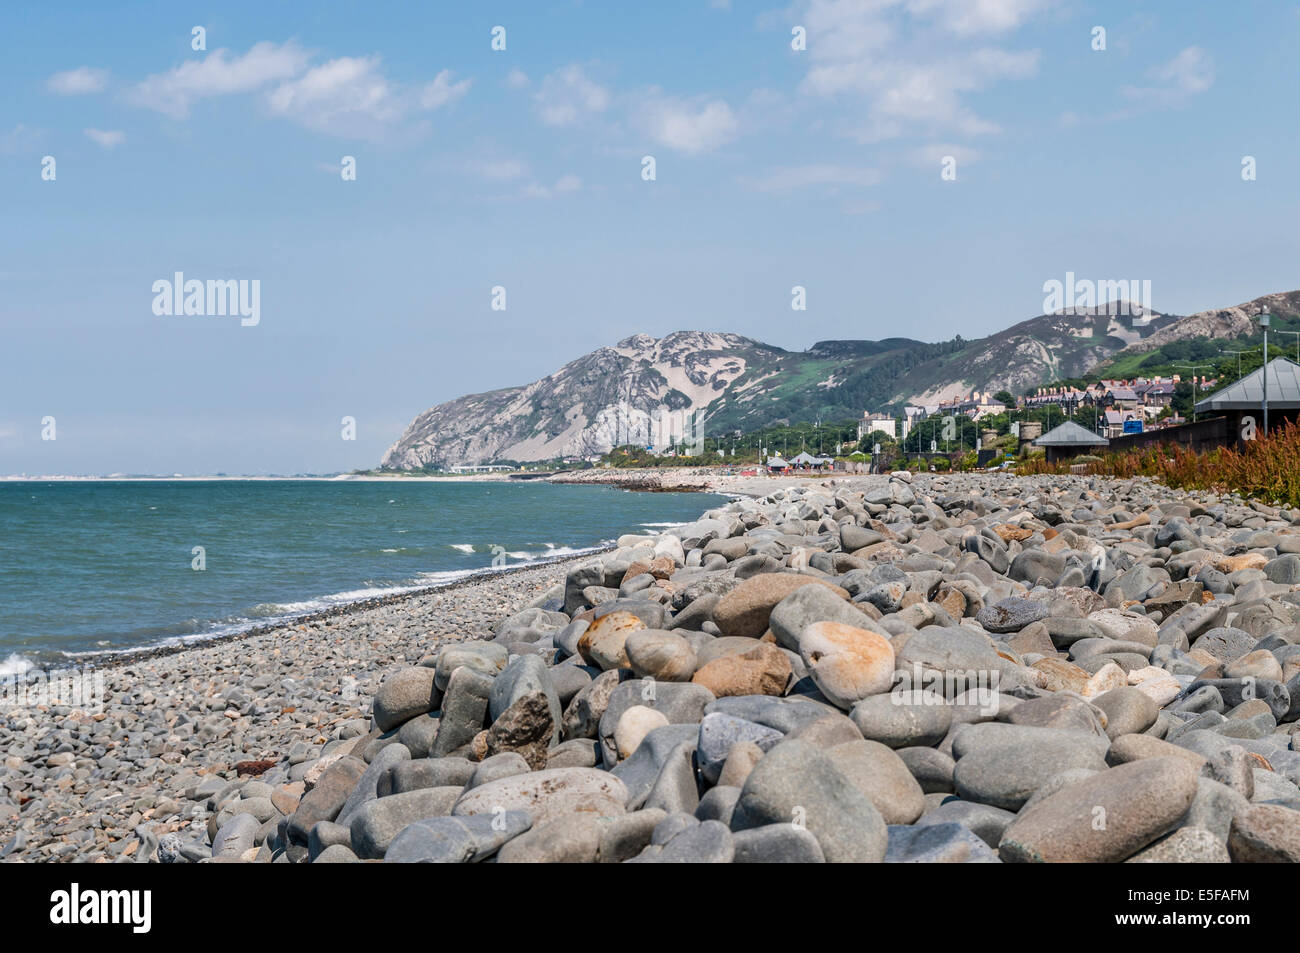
xmin=449 ymin=543 xmax=475 ymax=554
xmin=0 ymin=653 xmax=35 ymax=678
xmin=58 ymin=542 xmax=616 ymax=662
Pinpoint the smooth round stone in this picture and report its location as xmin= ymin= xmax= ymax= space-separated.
xmin=578 ymin=611 xmax=646 ymax=670
xmin=546 ymin=738 xmax=600 ymax=769
xmin=895 ymin=626 xmax=1003 ymax=678
xmin=975 ymin=597 xmax=1049 ymax=634
xmin=694 ymin=635 xmax=770 ymax=667
xmin=314 ymin=844 xmax=360 ymax=863
xmin=1227 ymin=803 xmax=1300 ymax=862
xmin=695 ymin=785 xmax=741 ymax=825
xmin=951 ymin=724 xmax=1109 ymax=811
xmin=730 ymin=739 xmax=888 ymax=863
xmin=797 ymin=621 xmax=895 ymax=710
xmin=466 ymin=752 xmax=530 ymax=790
xmin=1087 ymin=609 xmax=1159 ymax=647
xmin=998 ymin=757 xmax=1201 ymax=862
xmin=849 ymin=692 xmax=952 ymax=748
xmin=826 ymin=739 xmax=925 ymax=824
xmin=691 ymin=642 xmax=791 ymax=698
xmin=716 ymin=740 xmax=765 ymax=789
xmin=625 ymin=630 xmax=698 ymax=682
xmin=1125 ymin=826 xmax=1229 ymax=862
xmin=383 ymin=812 xmax=531 ymax=863
xmin=496 ymin=814 xmax=602 ymax=863
xmin=615 ymin=705 xmax=670 ymax=760
xmin=697 ymin=712 xmax=783 ymax=785
xmin=897 ymin=746 xmax=956 ymax=794
xmin=1106 ymin=733 xmax=1207 ymax=770
xmin=885 ymin=822 xmax=1001 ymax=863
xmin=350 ymin=787 xmax=464 ymax=859
xmin=785 ymin=713 xmax=864 ymax=750
xmin=648 ymin=819 xmax=734 ymax=863
xmin=1004 ymin=694 xmax=1107 ymax=737
xmin=453 ymin=768 xmax=628 ymax=827
xmin=396 ymin=713 xmax=441 ymax=759
xmin=713 ymin=575 xmax=848 ymax=638
xmin=916 ymin=798 xmax=1016 ymax=848
xmin=1191 ymin=627 xmax=1257 ymax=664
xmin=372 ymin=667 xmax=439 ymax=733
xmin=1224 ymin=649 xmax=1284 ymax=682
xmin=1091 ymin=686 xmax=1158 ymax=739
xmin=434 ymin=642 xmax=508 ymax=691
xmin=731 ymin=823 xmax=825 ymax=863
xmin=769 ymin=583 xmax=875 ymax=651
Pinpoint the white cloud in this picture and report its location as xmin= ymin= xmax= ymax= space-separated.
xmin=906 ymin=0 xmax=1055 ymax=36
xmin=84 ymin=129 xmax=125 ymax=148
xmin=636 ymin=92 xmax=739 ymax=154
xmin=125 ymin=41 xmax=469 ymax=138
xmin=504 ymin=68 xmax=530 ymax=89
xmin=533 ymin=65 xmax=610 ymax=126
xmin=419 ymin=69 xmax=472 ymax=109
xmin=1124 ymin=46 xmax=1214 ymax=103
xmin=128 ymin=41 xmax=310 ymax=118
xmin=554 ymin=174 xmax=582 ymax=192
xmin=265 ymin=56 xmax=405 ymax=136
xmin=741 ymin=164 xmax=880 ymax=191
xmin=795 ymin=0 xmax=1045 ymax=141
xmin=0 ymin=124 xmax=42 ymax=154
xmin=48 ymin=67 xmax=109 ymax=95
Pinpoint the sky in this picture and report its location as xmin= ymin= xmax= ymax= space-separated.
xmin=2 ymin=0 xmax=1297 ymax=474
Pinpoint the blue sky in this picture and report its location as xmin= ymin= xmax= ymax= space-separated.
xmin=2 ymin=0 xmax=1297 ymax=474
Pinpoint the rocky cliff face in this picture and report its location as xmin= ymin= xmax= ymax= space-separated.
xmin=381 ymin=331 xmax=762 ymax=469
xmin=381 ymin=291 xmax=1298 ymax=468
xmin=1114 ymin=291 xmax=1300 ymax=356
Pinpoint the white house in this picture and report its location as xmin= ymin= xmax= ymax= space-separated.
xmin=858 ymin=413 xmax=897 ymax=441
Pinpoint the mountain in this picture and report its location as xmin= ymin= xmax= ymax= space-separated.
xmin=381 ymin=291 xmax=1297 ymax=469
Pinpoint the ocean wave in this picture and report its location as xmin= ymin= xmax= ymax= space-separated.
xmin=0 ymin=653 xmax=35 ymax=678
xmin=56 ymin=543 xmax=615 ymax=663
xmin=449 ymin=543 xmax=475 ymax=554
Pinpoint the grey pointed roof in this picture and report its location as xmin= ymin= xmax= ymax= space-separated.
xmin=1195 ymin=357 xmax=1300 ymax=412
xmin=1033 ymin=420 xmax=1109 ymax=446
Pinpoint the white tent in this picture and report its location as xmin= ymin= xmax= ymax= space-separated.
xmin=766 ymin=456 xmax=791 ymax=470
xmin=790 ymin=451 xmax=831 ymax=466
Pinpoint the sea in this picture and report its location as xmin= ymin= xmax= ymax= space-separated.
xmin=0 ymin=479 xmax=726 ymax=672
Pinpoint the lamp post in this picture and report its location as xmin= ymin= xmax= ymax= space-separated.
xmin=1173 ymin=363 xmax=1213 ymax=423
xmin=1277 ymin=329 xmax=1300 ymax=364
xmin=1224 ymin=349 xmax=1248 ymax=381
xmin=1260 ymin=310 xmax=1271 ymax=435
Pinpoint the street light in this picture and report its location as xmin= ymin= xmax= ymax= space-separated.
xmin=1260 ymin=310 xmax=1271 ymax=434
xmin=1224 ymin=349 xmax=1248 ymax=381
xmin=1277 ymin=329 xmax=1300 ymax=364
xmin=1173 ymin=363 xmax=1214 ymax=422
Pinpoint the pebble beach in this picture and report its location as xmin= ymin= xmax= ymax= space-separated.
xmin=4 ymin=470 xmax=1300 ymax=864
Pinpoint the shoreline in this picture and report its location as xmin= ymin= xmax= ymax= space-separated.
xmin=64 ymin=548 xmax=614 ymax=674
xmin=11 ymin=470 xmax=830 ymax=676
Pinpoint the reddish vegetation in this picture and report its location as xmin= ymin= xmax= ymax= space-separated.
xmin=1019 ymin=419 xmax=1300 ymax=506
